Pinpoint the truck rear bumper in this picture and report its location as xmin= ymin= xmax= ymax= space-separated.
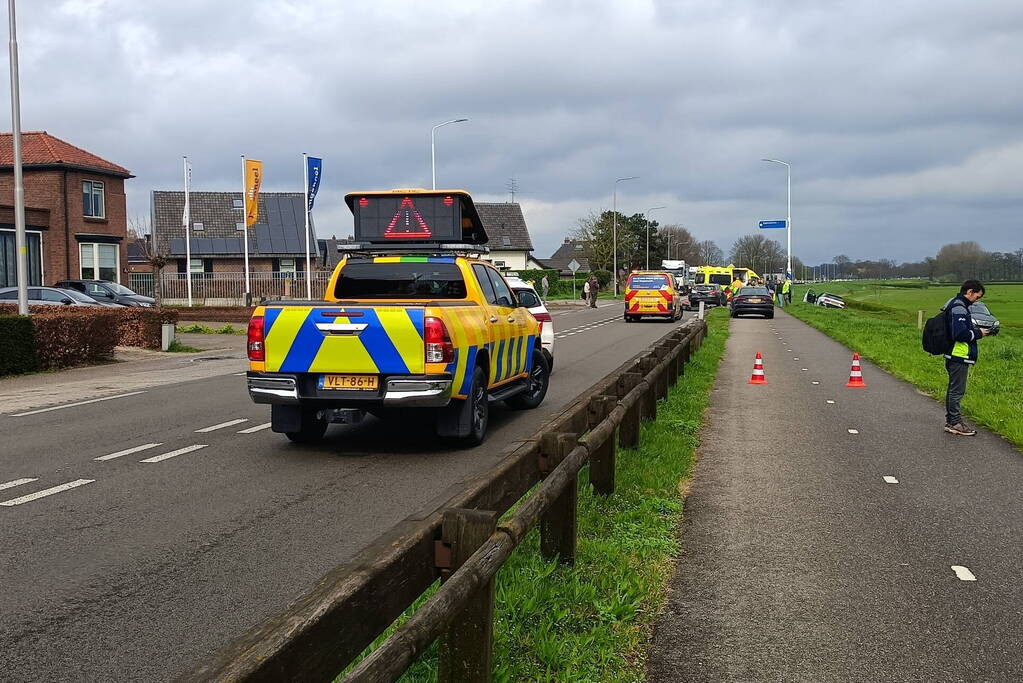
xmin=247 ymin=373 xmax=453 ymax=408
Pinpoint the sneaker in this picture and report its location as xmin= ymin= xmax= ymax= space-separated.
xmin=944 ymin=422 xmax=977 ymax=436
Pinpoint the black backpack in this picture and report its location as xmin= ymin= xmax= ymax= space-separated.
xmin=922 ymin=308 xmax=950 ymax=355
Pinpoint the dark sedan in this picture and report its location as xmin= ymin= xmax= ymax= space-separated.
xmin=54 ymin=279 xmax=155 ymax=307
xmin=730 ymin=286 xmax=775 ymax=319
xmin=688 ymin=284 xmax=727 ymax=309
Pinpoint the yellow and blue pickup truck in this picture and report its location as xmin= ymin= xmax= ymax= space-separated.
xmin=245 ymin=189 xmax=549 ymax=445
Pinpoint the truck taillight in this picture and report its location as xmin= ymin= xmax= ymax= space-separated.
xmin=247 ymin=315 xmax=265 ymax=362
xmin=424 ymin=316 xmax=454 ymax=364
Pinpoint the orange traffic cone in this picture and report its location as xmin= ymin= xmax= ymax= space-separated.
xmin=846 ymin=353 xmax=867 ymax=388
xmin=748 ymin=351 xmax=767 ymax=385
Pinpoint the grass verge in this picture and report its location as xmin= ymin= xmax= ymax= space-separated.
xmin=166 ymin=339 xmax=204 ymax=353
xmin=785 ymin=300 xmax=1023 ymax=448
xmin=340 ymin=309 xmax=730 ymax=681
xmin=176 ymin=323 xmax=245 ymax=335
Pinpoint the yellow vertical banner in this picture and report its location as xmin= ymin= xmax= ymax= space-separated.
xmin=245 ymin=159 xmax=263 ymax=226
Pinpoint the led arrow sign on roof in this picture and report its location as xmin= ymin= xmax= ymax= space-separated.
xmin=384 ymin=196 xmax=432 ymax=239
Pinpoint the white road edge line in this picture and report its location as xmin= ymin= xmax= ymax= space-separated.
xmin=94 ymin=443 xmax=163 ymax=461
xmin=883 ymin=475 xmax=899 ymax=484
xmin=140 ymin=444 xmax=208 ymax=463
xmin=195 ymin=419 xmax=249 ymax=433
xmin=848 ymin=428 xmax=859 ymax=434
xmin=826 ymin=400 xmax=836 ymax=404
xmin=0 ymin=479 xmax=94 ymax=506
xmin=812 ymin=381 xmax=820 ymax=385
xmin=951 ymin=565 xmax=977 ymax=581
xmin=0 ymin=478 xmax=38 ymax=491
xmin=12 ymin=391 xmax=147 ymax=417
xmin=238 ymin=422 xmax=272 ymax=434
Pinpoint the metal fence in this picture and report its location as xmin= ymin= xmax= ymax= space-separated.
xmin=128 ymin=271 xmax=333 ymax=306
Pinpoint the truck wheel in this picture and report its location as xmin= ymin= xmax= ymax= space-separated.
xmin=285 ymin=409 xmax=327 ymax=443
xmin=437 ymin=365 xmax=488 ymax=446
xmin=506 ymin=348 xmax=550 ymax=410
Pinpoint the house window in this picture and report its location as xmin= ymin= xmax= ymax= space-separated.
xmin=279 ymin=258 xmax=296 ymax=273
xmin=80 ymin=242 xmax=119 ymax=282
xmin=189 ymin=258 xmax=205 ymax=274
xmin=235 ymin=222 xmax=245 ymax=231
xmin=502 ymin=236 xmax=512 ymax=247
xmin=192 ymin=222 xmax=204 ymax=232
xmin=233 ymin=198 xmax=244 ymax=209
xmin=83 ymin=180 xmax=105 ymax=218
xmin=0 ymin=230 xmax=43 ymax=287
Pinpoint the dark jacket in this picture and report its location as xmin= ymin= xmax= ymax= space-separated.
xmin=944 ymin=294 xmax=982 ymax=364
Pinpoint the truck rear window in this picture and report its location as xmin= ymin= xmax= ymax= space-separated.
xmin=628 ymin=275 xmax=669 ymax=289
xmin=334 ymin=261 xmax=467 ymax=299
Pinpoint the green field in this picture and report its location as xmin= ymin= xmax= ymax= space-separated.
xmin=788 ymin=281 xmax=1022 ymax=448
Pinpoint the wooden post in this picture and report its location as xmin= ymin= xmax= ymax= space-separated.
xmin=539 ymin=433 xmax=577 ymax=565
xmin=438 ymin=508 xmax=498 ymax=683
xmin=918 ymin=310 xmax=924 ymax=329
xmin=588 ymin=396 xmax=617 ymax=496
xmin=667 ymin=346 xmax=679 ymax=386
xmin=619 ymin=373 xmax=642 ymax=449
xmin=640 ymin=357 xmax=657 ymax=421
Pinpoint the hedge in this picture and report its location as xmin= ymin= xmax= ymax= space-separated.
xmin=0 ymin=306 xmax=181 ymax=375
xmin=0 ymin=314 xmax=39 ymax=375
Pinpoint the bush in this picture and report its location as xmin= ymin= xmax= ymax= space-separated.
xmin=115 ymin=307 xmax=179 ymax=349
xmin=0 ymin=314 xmax=40 ymax=376
xmin=591 ymin=269 xmax=612 ymax=288
xmin=29 ymin=307 xmax=120 ymax=368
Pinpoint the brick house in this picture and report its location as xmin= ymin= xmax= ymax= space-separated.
xmin=0 ymin=131 xmax=132 ymax=288
xmin=545 ymin=237 xmax=592 ymax=278
xmin=474 ymin=202 xmax=539 ymax=271
xmin=151 ymin=191 xmax=317 ymax=275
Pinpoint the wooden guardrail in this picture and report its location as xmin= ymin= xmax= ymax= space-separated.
xmin=182 ymin=317 xmax=708 ymax=683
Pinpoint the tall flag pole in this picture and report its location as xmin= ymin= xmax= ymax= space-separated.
xmin=304 ymin=154 xmax=322 ymax=300
xmin=241 ymin=156 xmax=263 ymax=302
xmin=241 ymin=155 xmax=249 ymax=299
xmin=182 ymin=156 xmax=193 ymax=307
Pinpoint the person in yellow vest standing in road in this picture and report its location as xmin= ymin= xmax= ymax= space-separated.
xmin=782 ymin=278 xmax=792 ymax=304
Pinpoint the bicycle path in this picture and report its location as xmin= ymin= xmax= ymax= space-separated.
xmin=648 ymin=309 xmax=1022 ymax=682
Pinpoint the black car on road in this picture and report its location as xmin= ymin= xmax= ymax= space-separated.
xmin=688 ymin=284 xmax=727 ymax=309
xmin=54 ymin=279 xmax=155 ymax=307
xmin=730 ymin=286 xmax=775 ymax=319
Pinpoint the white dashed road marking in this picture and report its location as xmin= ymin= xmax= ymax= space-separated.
xmin=0 ymin=478 xmax=38 ymax=491
xmin=826 ymin=400 xmax=836 ymax=404
xmin=848 ymin=429 xmax=859 ymax=434
xmin=951 ymin=565 xmax=977 ymax=581
xmin=196 ymin=419 xmax=249 ymax=433
xmin=0 ymin=479 xmax=94 ymax=507
xmin=140 ymin=444 xmax=208 ymax=463
xmin=94 ymin=443 xmax=163 ymax=461
xmin=883 ymin=476 xmax=899 ymax=484
xmin=12 ymin=391 xmax=147 ymax=417
xmin=238 ymin=422 xmax=272 ymax=434
xmin=812 ymin=381 xmax=820 ymax=385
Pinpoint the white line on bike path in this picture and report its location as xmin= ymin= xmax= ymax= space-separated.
xmin=951 ymin=565 xmax=977 ymax=581
xmin=0 ymin=479 xmax=94 ymax=506
xmin=196 ymin=419 xmax=248 ymax=433
xmin=12 ymin=391 xmax=147 ymax=417
xmin=883 ymin=476 xmax=899 ymax=484
xmin=0 ymin=478 xmax=38 ymax=491
xmin=140 ymin=444 xmax=208 ymax=463
xmin=94 ymin=443 xmax=163 ymax=461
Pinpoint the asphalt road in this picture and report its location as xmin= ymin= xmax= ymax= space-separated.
xmin=648 ymin=310 xmax=1023 ymax=682
xmin=0 ymin=303 xmax=687 ymax=682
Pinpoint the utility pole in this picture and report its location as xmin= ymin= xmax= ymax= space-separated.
xmin=8 ymin=0 xmax=28 ymax=314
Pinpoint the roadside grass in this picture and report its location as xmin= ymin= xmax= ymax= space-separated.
xmin=166 ymin=339 xmax=204 ymax=353
xmin=176 ymin=323 xmax=245 ymax=335
xmin=340 ymin=309 xmax=729 ymax=681
xmin=785 ymin=299 xmax=1023 ymax=449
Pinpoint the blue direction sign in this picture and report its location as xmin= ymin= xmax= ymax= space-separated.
xmin=759 ymin=220 xmax=787 ymax=229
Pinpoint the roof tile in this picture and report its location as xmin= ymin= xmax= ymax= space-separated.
xmin=0 ymin=131 xmax=131 ymax=176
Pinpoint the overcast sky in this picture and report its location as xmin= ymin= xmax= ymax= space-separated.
xmin=6 ymin=0 xmax=1022 ymax=264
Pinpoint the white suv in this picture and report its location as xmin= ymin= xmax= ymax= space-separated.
xmin=505 ymin=276 xmax=555 ymax=371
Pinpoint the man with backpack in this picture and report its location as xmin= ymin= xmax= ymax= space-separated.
xmin=931 ymin=280 xmax=989 ymax=436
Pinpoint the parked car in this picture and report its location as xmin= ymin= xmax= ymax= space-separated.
xmin=0 ymin=286 xmax=111 ymax=307
xmin=969 ymin=301 xmax=1000 ymax=336
xmin=730 ymin=286 xmax=775 ymax=319
xmin=506 ymin=276 xmax=555 ymax=370
xmin=53 ymin=280 xmax=155 ymax=307
xmin=688 ymin=284 xmax=726 ymax=309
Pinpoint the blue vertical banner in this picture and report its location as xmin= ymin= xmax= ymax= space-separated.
xmin=306 ymin=156 xmax=322 ymax=211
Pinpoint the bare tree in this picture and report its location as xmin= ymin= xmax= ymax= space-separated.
xmin=129 ymin=213 xmax=167 ymax=306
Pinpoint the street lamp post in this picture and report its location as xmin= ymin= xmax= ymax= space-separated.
xmin=645 ymin=206 xmax=665 ymax=270
xmin=431 ymin=118 xmax=468 ymax=190
xmin=761 ymin=158 xmax=792 ymax=280
xmin=612 ymin=176 xmax=639 ymax=296
xmin=7 ymin=0 xmax=28 ymax=314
